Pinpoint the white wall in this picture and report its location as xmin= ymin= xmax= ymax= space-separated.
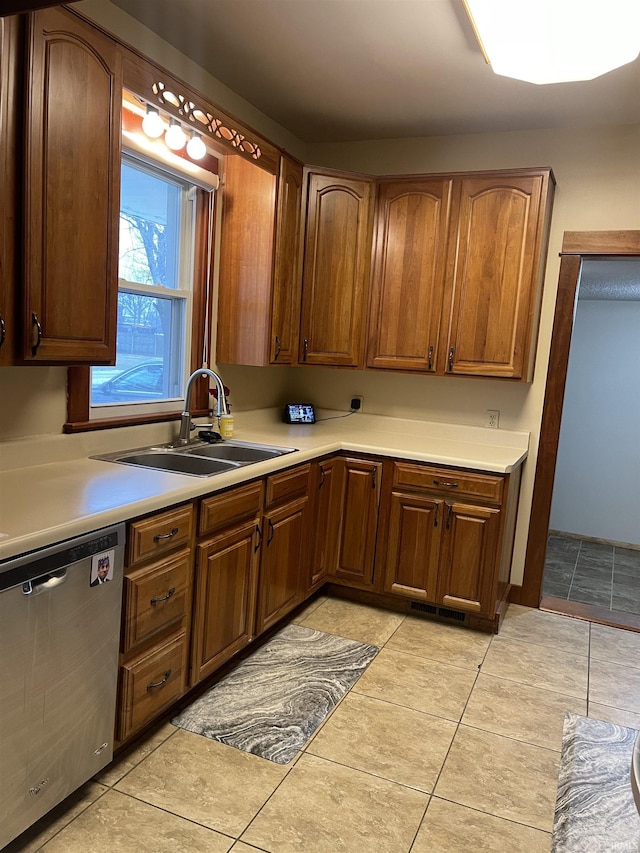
xmin=550 ymin=299 xmax=640 ymax=546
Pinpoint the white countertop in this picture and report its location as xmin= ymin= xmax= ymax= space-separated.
xmin=0 ymin=409 xmax=528 ymax=561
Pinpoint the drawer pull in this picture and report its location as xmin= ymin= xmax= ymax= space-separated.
xmin=433 ymin=480 xmax=459 ymax=488
xmin=448 ymin=346 xmax=455 ymax=371
xmin=31 ymin=312 xmax=42 ymax=356
xmin=254 ymin=523 xmax=262 ymax=553
xmin=433 ymin=503 xmax=438 ymax=528
xmin=147 ymin=669 xmax=171 ymax=691
xmin=446 ymin=504 xmax=453 ymax=529
xmin=150 ymin=587 xmax=176 ymax=606
xmin=274 ymin=335 xmax=282 ymax=359
xmin=319 ymin=465 xmax=326 ymax=488
xmin=267 ymin=518 xmax=275 ymax=545
xmin=427 ymin=344 xmax=434 ymax=371
xmin=153 ymin=527 xmax=179 ymax=542
xmin=0 ymin=315 xmax=5 ymax=348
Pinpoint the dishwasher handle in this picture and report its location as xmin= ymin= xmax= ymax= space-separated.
xmin=22 ymin=569 xmax=68 ymax=596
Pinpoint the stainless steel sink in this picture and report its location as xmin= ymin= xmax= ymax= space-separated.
xmin=92 ymin=440 xmax=297 ymax=477
xmin=182 ymin=440 xmax=295 ymax=464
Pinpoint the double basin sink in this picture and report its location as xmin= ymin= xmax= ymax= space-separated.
xmin=93 ymin=439 xmax=297 ymax=477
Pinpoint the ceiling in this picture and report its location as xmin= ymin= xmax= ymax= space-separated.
xmin=110 ymin=0 xmax=640 ymax=143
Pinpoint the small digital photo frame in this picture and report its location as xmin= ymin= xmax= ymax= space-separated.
xmin=283 ymin=403 xmax=316 ymax=424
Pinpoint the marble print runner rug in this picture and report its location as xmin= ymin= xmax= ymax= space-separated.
xmin=172 ymin=623 xmax=379 ymax=764
xmin=552 ymin=713 xmax=640 ymax=852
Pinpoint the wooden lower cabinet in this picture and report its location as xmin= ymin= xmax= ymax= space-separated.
xmin=436 ymin=502 xmax=501 ymax=614
xmin=308 ymin=457 xmax=341 ymax=590
xmin=330 ymin=457 xmax=382 ymax=588
xmin=191 ymin=519 xmax=260 ymax=684
xmin=379 ymin=461 xmax=515 ymax=620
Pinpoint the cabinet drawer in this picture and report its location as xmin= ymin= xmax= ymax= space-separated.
xmin=118 ymin=629 xmax=188 ymax=742
xmin=265 ymin=464 xmax=311 ymax=509
xmin=392 ymin=462 xmax=503 ymax=504
xmin=123 ymin=549 xmax=191 ymax=653
xmin=199 ymin=480 xmax=263 ymax=537
xmin=127 ymin=503 xmax=194 ymax=567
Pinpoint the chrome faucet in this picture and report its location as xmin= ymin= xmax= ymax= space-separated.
xmin=177 ymin=367 xmax=229 ymax=445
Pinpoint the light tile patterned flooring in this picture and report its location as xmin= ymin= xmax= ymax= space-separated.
xmin=543 ymin=533 xmax=640 ymax=614
xmin=8 ymin=597 xmax=640 ymax=852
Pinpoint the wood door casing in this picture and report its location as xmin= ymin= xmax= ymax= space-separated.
xmin=23 ymin=6 xmax=121 ymax=362
xmin=300 ymin=171 xmax=375 ymax=366
xmin=444 ymin=172 xmax=549 ymax=379
xmin=367 ymin=178 xmax=453 ymax=372
xmin=270 ymin=156 xmax=303 ymax=364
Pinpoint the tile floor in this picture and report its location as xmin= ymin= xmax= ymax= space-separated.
xmin=543 ymin=533 xmax=640 ymax=614
xmin=7 ymin=596 xmax=640 ymax=853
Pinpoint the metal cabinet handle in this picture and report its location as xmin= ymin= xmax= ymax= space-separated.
xmin=448 ymin=346 xmax=455 ymax=372
xmin=433 ymin=480 xmax=459 ymax=488
xmin=446 ymin=504 xmax=453 ymax=529
xmin=254 ymin=523 xmax=262 ymax=553
xmin=31 ymin=312 xmax=42 ymax=356
xmin=427 ymin=344 xmax=434 ymax=371
xmin=319 ymin=465 xmax=326 ymax=488
xmin=274 ymin=335 xmax=282 ymax=360
xmin=303 ymin=337 xmax=309 ymax=361
xmin=150 ymin=587 xmax=176 ymax=606
xmin=267 ymin=518 xmax=275 ymax=545
xmin=371 ymin=467 xmax=377 ymax=489
xmin=146 ymin=670 xmax=171 ymax=691
xmin=0 ymin=315 xmax=5 ymax=349
xmin=153 ymin=527 xmax=179 ymax=542
xmin=433 ymin=503 xmax=439 ymax=528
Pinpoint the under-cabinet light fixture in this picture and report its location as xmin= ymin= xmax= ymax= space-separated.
xmin=463 ymin=0 xmax=640 ymax=84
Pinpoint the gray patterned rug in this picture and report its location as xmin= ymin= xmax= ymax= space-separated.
xmin=172 ymin=623 xmax=379 ymax=764
xmin=553 ymin=713 xmax=640 ymax=852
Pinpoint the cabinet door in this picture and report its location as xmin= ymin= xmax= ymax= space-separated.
xmin=0 ymin=16 xmax=19 ymax=364
xmin=300 ymin=171 xmax=375 ymax=366
xmin=383 ymin=492 xmax=443 ymax=601
xmin=192 ymin=519 xmax=260 ymax=684
xmin=308 ymin=457 xmax=341 ymax=590
xmin=23 ymin=7 xmax=122 ymax=363
xmin=256 ymin=496 xmax=309 ymax=634
xmin=270 ymin=156 xmax=303 ymax=364
xmin=367 ymin=178 xmax=453 ymax=372
xmin=332 ymin=458 xmax=382 ymax=587
xmin=217 ymin=155 xmax=277 ymax=365
xmin=437 ymin=502 xmax=501 ymax=616
xmin=445 ymin=172 xmax=551 ymax=379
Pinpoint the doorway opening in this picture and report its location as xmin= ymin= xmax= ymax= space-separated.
xmin=512 ymin=231 xmax=640 ymax=631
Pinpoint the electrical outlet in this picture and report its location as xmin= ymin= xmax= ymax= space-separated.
xmin=350 ymin=396 xmax=363 ymax=412
xmin=485 ymin=409 xmax=500 ymax=429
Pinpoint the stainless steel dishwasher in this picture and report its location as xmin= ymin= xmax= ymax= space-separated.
xmin=0 ymin=523 xmax=125 ymax=848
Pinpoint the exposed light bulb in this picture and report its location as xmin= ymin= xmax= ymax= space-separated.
xmin=165 ymin=120 xmax=187 ymax=151
xmin=141 ymin=105 xmax=164 ymax=138
xmin=186 ymin=131 xmax=206 ymax=160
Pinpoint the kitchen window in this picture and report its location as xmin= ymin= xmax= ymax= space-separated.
xmin=65 ymin=114 xmax=219 ymax=432
xmin=90 ymin=156 xmax=196 ymax=419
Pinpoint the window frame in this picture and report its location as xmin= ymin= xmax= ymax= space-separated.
xmin=65 ymin=184 xmax=215 ymax=432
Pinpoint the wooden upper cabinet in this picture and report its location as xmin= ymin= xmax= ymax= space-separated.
xmin=270 ymin=156 xmax=303 ymax=364
xmin=22 ymin=7 xmax=122 ymax=363
xmin=0 ymin=16 xmax=20 ymax=365
xmin=300 ymin=170 xmax=375 ymax=367
xmin=444 ymin=170 xmax=554 ymax=380
xmin=366 ymin=178 xmax=453 ymax=372
xmin=217 ymin=154 xmax=302 ymax=367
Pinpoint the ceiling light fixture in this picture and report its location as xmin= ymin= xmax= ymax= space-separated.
xmin=165 ymin=119 xmax=187 ymax=151
xmin=141 ymin=105 xmax=165 ymax=138
xmin=463 ymin=0 xmax=640 ymax=84
xmin=186 ymin=131 xmax=206 ymax=160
